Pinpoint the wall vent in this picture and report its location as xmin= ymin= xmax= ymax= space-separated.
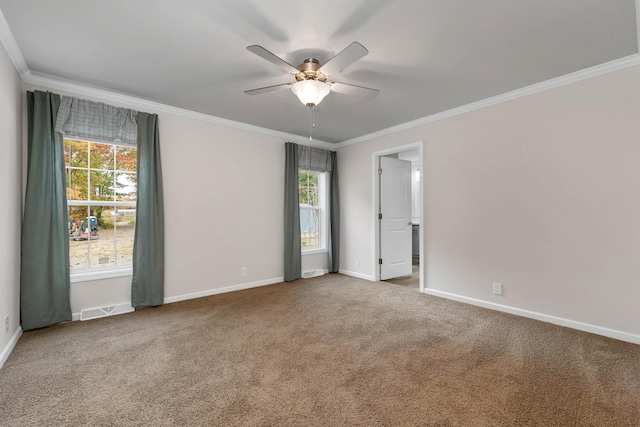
xmin=80 ymin=303 xmax=134 ymax=321
xmin=302 ymin=269 xmax=325 ymax=279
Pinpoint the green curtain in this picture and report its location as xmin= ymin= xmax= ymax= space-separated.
xmin=284 ymin=142 xmax=301 ymax=281
xmin=21 ymin=91 xmax=72 ymax=330
xmin=131 ymin=112 xmax=165 ymax=307
xmin=328 ymin=151 xmax=340 ymax=273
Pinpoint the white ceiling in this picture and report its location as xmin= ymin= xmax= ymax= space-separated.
xmin=1 ymin=0 xmax=638 ymax=144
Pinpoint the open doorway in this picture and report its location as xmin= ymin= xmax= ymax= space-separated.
xmin=372 ymin=142 xmax=424 ymax=292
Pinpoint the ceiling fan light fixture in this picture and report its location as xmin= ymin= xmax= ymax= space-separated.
xmin=291 ymin=80 xmax=331 ymax=107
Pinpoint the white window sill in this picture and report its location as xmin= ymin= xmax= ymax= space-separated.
xmin=70 ymin=267 xmax=133 ymax=283
xmin=302 ymin=248 xmax=328 ymax=256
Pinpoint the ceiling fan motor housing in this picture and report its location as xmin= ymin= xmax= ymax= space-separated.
xmin=295 ymin=58 xmax=328 ymax=82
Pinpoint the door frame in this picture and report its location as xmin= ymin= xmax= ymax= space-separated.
xmin=372 ymin=141 xmax=425 ymax=292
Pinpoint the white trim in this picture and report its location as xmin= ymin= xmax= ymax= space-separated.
xmin=0 ymin=326 xmax=23 ymax=370
xmin=302 ymin=248 xmax=328 ymax=255
xmin=424 ymin=288 xmax=640 ymax=345
xmin=637 ymin=0 xmax=640 ymax=57
xmin=0 ymin=8 xmax=28 ymax=77
xmin=372 ymin=142 xmax=425 ymax=291
xmin=70 ymin=276 xmax=286 ymax=320
xmin=163 ymin=276 xmax=284 ymax=304
xmin=70 ymin=267 xmax=132 ymax=283
xmin=67 ymin=201 xmax=136 ymax=207
xmin=337 ymin=54 xmax=640 ymax=147
xmin=338 ymin=269 xmax=375 ymax=281
xmin=417 ymin=144 xmax=424 ymax=293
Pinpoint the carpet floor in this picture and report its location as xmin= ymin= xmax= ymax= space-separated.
xmin=1 ymin=273 xmax=639 ymax=426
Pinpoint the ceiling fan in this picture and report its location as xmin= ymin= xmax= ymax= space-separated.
xmin=244 ymin=42 xmax=380 ymax=108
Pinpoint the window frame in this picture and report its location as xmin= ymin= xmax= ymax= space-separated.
xmin=299 ymin=170 xmax=328 ymax=254
xmin=64 ymin=138 xmax=137 ymax=280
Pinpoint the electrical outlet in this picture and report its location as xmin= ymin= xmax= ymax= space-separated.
xmin=355 ymin=258 xmax=360 ymax=267
xmin=4 ymin=315 xmax=9 ymax=335
xmin=492 ymin=283 xmax=502 ymax=296
xmin=241 ymin=267 xmax=248 ymax=277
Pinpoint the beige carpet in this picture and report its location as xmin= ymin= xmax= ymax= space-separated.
xmin=1 ymin=273 xmax=639 ymax=426
xmin=385 ymin=264 xmax=420 ymax=290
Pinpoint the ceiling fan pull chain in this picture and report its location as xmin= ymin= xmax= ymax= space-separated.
xmin=309 ymin=106 xmax=314 ymax=141
xmin=312 ymin=106 xmax=316 ymax=128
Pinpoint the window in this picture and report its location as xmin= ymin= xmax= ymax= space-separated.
xmin=64 ymin=139 xmax=137 ymax=272
xmin=299 ymin=170 xmax=327 ymax=252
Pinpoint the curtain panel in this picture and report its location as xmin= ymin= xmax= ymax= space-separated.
xmin=131 ymin=113 xmax=165 ymax=307
xmin=328 ymin=151 xmax=340 ymax=273
xmin=284 ymin=143 xmax=301 ymax=281
xmin=21 ymin=91 xmax=72 ymax=330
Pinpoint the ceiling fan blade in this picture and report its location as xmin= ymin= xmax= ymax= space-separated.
xmin=319 ymin=42 xmax=368 ymax=76
xmin=244 ymin=83 xmax=293 ymax=95
xmin=330 ymin=82 xmax=379 ymax=99
xmin=247 ymin=45 xmax=300 ymax=74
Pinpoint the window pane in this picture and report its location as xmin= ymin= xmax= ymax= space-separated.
xmin=299 ymin=171 xmax=319 ymax=206
xmin=68 ymin=140 xmax=88 ymax=168
xmin=300 ymin=208 xmax=319 ymax=248
xmin=68 ymin=206 xmax=91 ymax=270
xmin=89 ymin=170 xmax=115 ymax=202
xmin=89 ymin=207 xmax=115 ymax=268
xmin=68 ymin=205 xmax=136 ymax=270
xmin=115 ymin=207 xmax=136 ymax=265
xmin=116 ymin=145 xmax=137 ymax=172
xmin=115 ymin=172 xmax=137 ymax=202
xmin=307 ymin=188 xmax=318 ymax=207
xmin=63 ymin=139 xmax=70 ymax=166
xmin=67 ymin=168 xmax=89 ymax=201
xmin=90 ymin=142 xmax=115 ymax=170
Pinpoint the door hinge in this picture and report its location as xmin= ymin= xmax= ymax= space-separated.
xmin=378 ymin=168 xmax=382 ymax=175
xmin=379 ymin=258 xmax=383 ymax=265
xmin=378 ymin=213 xmax=382 ymax=220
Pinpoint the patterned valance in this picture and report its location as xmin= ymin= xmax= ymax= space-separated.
xmin=298 ymin=144 xmax=334 ymax=172
xmin=55 ymin=96 xmax=138 ymax=146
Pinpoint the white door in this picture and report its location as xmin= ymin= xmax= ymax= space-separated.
xmin=380 ymin=156 xmax=413 ymax=280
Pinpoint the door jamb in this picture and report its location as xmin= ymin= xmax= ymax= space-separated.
xmin=372 ymin=141 xmax=425 ymax=292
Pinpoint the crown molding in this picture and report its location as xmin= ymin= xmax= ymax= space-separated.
xmin=0 ymin=7 xmax=28 ymax=76
xmin=337 ymin=53 xmax=640 ymax=148
xmin=23 ymin=71 xmax=335 ymax=148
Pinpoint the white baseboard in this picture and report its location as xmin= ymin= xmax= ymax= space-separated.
xmin=70 ymin=278 xmax=286 ymax=319
xmin=424 ymin=289 xmax=640 ymax=345
xmin=338 ymin=269 xmax=375 ymax=281
xmin=0 ymin=326 xmax=23 ymax=370
xmin=163 ymin=276 xmax=284 ymax=304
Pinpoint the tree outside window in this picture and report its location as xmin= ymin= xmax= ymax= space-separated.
xmin=64 ymin=139 xmax=137 ymax=271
